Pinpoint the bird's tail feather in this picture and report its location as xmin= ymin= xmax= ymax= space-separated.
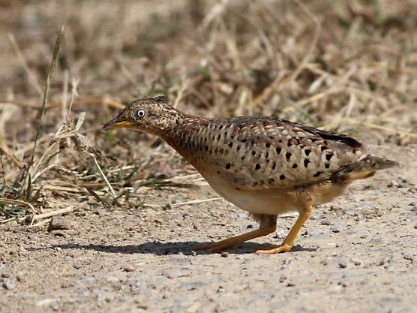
xmin=332 ymin=155 xmax=399 ymax=183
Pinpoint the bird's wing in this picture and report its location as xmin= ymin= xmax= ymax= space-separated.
xmin=211 ymin=118 xmax=369 ymax=191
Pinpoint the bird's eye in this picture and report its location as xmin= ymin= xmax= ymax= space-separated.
xmin=137 ymin=109 xmax=146 ymax=118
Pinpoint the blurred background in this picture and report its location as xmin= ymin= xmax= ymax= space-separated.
xmin=0 ymin=0 xmax=416 ymax=216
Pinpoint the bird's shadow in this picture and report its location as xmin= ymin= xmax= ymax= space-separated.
xmin=47 ymin=241 xmax=316 ymax=256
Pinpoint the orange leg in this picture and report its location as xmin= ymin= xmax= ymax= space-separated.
xmin=190 ymin=215 xmax=276 ymax=252
xmin=256 ymin=204 xmax=312 ymax=254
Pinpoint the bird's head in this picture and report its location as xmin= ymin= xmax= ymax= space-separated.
xmin=102 ymin=96 xmax=182 ymax=136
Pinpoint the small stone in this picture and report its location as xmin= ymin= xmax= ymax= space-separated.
xmin=321 ymin=219 xmax=332 ymax=226
xmin=376 ymin=259 xmax=385 ymax=266
xmin=122 ymin=265 xmax=135 ymax=272
xmin=286 ymin=282 xmax=296 ymax=287
xmin=331 ymin=226 xmax=340 ymax=233
xmin=403 ymin=253 xmax=414 ymax=262
xmin=387 ymin=180 xmax=399 ymax=188
xmin=48 ymin=216 xmax=73 ymax=232
xmin=310 ymin=214 xmax=319 ymax=220
xmin=338 ymin=260 xmax=347 ymax=268
xmin=221 ymin=252 xmax=228 ymax=258
xmin=3 ymin=279 xmax=15 ymax=290
xmin=351 ymin=258 xmax=362 ymax=266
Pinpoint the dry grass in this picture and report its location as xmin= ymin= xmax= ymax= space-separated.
xmin=0 ymin=0 xmax=416 ymax=224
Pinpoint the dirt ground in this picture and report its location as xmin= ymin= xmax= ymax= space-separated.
xmin=1 ymin=143 xmax=416 ymax=313
xmin=1 ymin=1 xmax=417 ymax=313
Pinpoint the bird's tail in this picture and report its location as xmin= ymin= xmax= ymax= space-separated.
xmin=332 ymin=155 xmax=399 ymax=183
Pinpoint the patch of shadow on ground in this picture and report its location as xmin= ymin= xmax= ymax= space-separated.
xmin=39 ymin=241 xmax=316 ymax=256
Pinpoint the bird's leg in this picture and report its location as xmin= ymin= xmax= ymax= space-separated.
xmin=256 ymin=203 xmax=312 ymax=254
xmin=190 ymin=215 xmax=277 ymax=252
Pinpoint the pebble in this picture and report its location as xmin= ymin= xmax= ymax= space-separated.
xmin=351 ymin=258 xmax=362 ymax=266
xmin=338 ymin=260 xmax=347 ymax=268
xmin=3 ymin=278 xmax=16 ymax=290
xmin=122 ymin=265 xmax=135 ymax=272
xmin=221 ymin=252 xmax=228 ymax=258
xmin=402 ymin=253 xmax=414 ymax=262
xmin=321 ymin=219 xmax=332 ymax=226
xmin=331 ymin=226 xmax=340 ymax=233
xmin=279 ymin=275 xmax=287 ymax=283
xmin=48 ymin=216 xmax=73 ymax=232
xmin=310 ymin=214 xmax=319 ymax=220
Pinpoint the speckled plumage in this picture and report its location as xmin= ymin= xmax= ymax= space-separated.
xmin=103 ymin=96 xmax=398 ymax=254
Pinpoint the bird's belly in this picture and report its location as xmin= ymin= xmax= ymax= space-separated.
xmin=202 ymin=172 xmax=350 ymax=215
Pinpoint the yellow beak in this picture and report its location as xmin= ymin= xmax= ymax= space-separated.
xmin=102 ymin=118 xmax=135 ymax=130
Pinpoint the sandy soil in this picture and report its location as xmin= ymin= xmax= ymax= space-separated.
xmin=1 ymin=143 xmax=416 ymax=313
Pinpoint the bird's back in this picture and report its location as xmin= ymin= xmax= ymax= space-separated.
xmin=169 ymin=116 xmax=396 ymax=192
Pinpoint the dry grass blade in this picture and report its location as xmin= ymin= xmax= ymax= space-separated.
xmin=171 ymin=197 xmax=224 ymax=207
xmin=0 ymin=198 xmax=36 ymax=214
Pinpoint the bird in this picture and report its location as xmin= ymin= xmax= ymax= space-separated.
xmin=103 ymin=95 xmax=398 ymax=254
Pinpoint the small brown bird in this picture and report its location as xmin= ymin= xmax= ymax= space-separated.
xmin=103 ymin=96 xmax=398 ymax=254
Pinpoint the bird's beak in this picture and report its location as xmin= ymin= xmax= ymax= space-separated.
xmin=102 ymin=116 xmax=135 ymax=130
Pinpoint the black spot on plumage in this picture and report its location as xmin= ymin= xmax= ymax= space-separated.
xmin=276 ymin=147 xmax=282 ymax=155
xmin=255 ymin=164 xmax=261 ymax=170
xmin=272 ymin=162 xmax=277 ymax=170
xmin=325 ymin=163 xmax=330 ymax=169
xmin=265 ymin=152 xmax=269 ymax=159
xmin=326 ymin=153 xmax=334 ymax=161
xmin=252 ymin=151 xmax=256 ymax=156
xmin=292 ymin=164 xmax=298 ymax=169
xmin=313 ymin=171 xmax=323 ymax=177
xmin=304 ymin=159 xmax=310 ymax=168
xmin=259 ymin=180 xmax=265 ymax=186
xmin=228 ymin=142 xmax=233 ymax=148
xmin=280 ymin=174 xmax=285 ymax=180
xmin=225 ymin=163 xmax=231 ymax=169
xmin=305 ymin=149 xmax=311 ymax=156
xmin=286 ymin=152 xmax=292 ymax=161
xmin=268 ymin=178 xmax=275 ymax=184
xmin=266 ymin=143 xmax=271 ymax=148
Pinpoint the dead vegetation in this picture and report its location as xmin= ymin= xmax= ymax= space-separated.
xmin=0 ymin=0 xmax=416 ymax=226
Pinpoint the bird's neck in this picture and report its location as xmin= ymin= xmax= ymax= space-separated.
xmin=160 ymin=115 xmax=210 ymax=160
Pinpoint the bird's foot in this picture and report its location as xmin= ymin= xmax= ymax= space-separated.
xmin=255 ymin=243 xmax=293 ymax=254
